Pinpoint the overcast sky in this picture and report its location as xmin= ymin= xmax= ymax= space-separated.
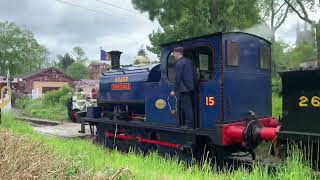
xmin=0 ymin=0 xmax=319 ymax=65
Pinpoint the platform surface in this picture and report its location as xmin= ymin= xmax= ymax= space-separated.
xmin=33 ymin=122 xmax=92 ymax=138
xmin=16 ymin=115 xmax=93 ymax=138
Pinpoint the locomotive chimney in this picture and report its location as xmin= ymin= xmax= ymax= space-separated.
xmin=108 ymin=50 xmax=122 ymax=69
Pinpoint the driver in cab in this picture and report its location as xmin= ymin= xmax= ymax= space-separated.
xmin=170 ymin=47 xmax=195 ymax=129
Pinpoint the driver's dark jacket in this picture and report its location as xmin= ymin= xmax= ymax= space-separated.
xmin=173 ymin=57 xmax=195 ymax=93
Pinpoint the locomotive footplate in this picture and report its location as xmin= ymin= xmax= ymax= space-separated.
xmin=80 ymin=116 xmax=214 ymax=137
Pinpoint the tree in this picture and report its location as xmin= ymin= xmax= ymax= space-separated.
xmin=259 ymin=0 xmax=291 ymax=43
xmin=271 ymin=41 xmax=288 ymax=76
xmin=284 ymin=0 xmax=320 ymax=59
xmin=0 ymin=21 xmax=49 ymax=75
xmin=66 ymin=62 xmax=89 ymax=80
xmin=135 ymin=46 xmax=150 ymax=65
xmin=132 ymin=0 xmax=261 ymax=56
xmin=72 ymin=46 xmax=88 ymax=64
xmin=272 ymin=41 xmax=316 ymax=72
xmin=137 ymin=45 xmax=147 ymax=56
xmin=258 ymin=0 xmax=293 ymax=77
xmin=285 ymin=43 xmax=316 ymax=67
xmin=57 ymin=53 xmax=74 ymax=70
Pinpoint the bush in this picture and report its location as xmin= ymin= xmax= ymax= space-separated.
xmin=15 ymin=95 xmax=32 ymax=109
xmin=43 ymin=86 xmax=74 ymax=105
xmin=15 ymin=86 xmax=74 ymax=121
xmin=272 ymin=78 xmax=282 ymax=95
xmin=20 ymin=98 xmax=69 ymax=121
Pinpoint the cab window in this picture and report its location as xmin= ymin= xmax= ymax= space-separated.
xmin=199 ymin=54 xmax=209 ymax=70
xmin=260 ymin=47 xmax=271 ymax=69
xmin=167 ymin=46 xmax=214 ymax=82
xmin=227 ymin=41 xmax=240 ymax=66
xmin=195 ymin=46 xmax=213 ymax=80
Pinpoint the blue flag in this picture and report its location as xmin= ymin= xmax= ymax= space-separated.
xmin=100 ymin=49 xmax=107 ymax=60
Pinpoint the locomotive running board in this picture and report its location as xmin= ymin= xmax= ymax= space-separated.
xmin=81 ymin=117 xmax=214 ymax=137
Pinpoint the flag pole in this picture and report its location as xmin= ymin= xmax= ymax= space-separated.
xmin=99 ymin=47 xmax=102 ymax=77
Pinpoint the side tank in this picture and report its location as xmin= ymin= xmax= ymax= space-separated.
xmin=98 ymin=64 xmax=161 ymax=114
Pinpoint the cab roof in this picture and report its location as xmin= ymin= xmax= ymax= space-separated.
xmin=160 ymin=32 xmax=271 ymax=47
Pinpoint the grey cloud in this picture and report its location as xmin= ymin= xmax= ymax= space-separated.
xmin=0 ymin=0 xmax=159 ymax=64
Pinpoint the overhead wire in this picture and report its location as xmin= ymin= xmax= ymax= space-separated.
xmin=54 ymin=0 xmax=151 ymax=23
xmin=54 ymin=0 xmax=115 ymax=17
xmin=53 ymin=0 xmax=155 ymax=59
xmin=95 ymin=0 xmax=148 ymax=18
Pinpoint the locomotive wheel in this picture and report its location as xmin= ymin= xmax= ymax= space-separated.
xmin=95 ymin=123 xmax=113 ymax=148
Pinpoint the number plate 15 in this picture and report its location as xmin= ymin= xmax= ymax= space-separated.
xmin=299 ymin=96 xmax=320 ymax=107
xmin=205 ymin=96 xmax=215 ymax=106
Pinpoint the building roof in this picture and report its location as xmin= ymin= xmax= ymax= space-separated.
xmin=73 ymin=80 xmax=98 ymax=88
xmin=15 ymin=67 xmax=75 ymax=81
xmin=89 ymin=62 xmax=109 ymax=66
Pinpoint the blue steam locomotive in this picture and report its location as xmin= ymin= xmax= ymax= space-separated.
xmin=83 ymin=32 xmax=280 ymax=161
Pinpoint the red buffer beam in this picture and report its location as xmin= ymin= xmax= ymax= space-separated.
xmin=223 ymin=117 xmax=281 ymax=147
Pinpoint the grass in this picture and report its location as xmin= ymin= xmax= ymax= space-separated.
xmin=272 ymin=78 xmax=282 ymax=118
xmin=16 ymin=97 xmax=69 ymax=121
xmin=0 ymin=112 xmax=316 ymax=180
xmin=0 ymin=129 xmax=68 ymax=179
xmin=14 ymin=86 xmax=73 ymax=122
xmin=272 ymin=94 xmax=282 ymax=118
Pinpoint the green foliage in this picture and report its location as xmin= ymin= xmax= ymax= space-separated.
xmin=272 ymin=78 xmax=282 ymax=95
xmin=273 ymin=94 xmax=282 ymax=118
xmin=57 ymin=46 xmax=88 ymax=70
xmin=132 ymin=0 xmax=261 ymax=56
xmin=137 ymin=45 xmax=147 ymax=56
xmin=134 ymin=46 xmax=150 ymax=65
xmin=272 ymin=41 xmax=289 ymax=76
xmin=15 ymin=86 xmax=74 ymax=121
xmin=285 ymin=43 xmax=317 ymax=66
xmin=15 ymin=95 xmax=32 ymax=109
xmin=271 ymin=78 xmax=282 ymax=118
xmin=284 ymin=0 xmax=319 ymax=59
xmin=0 ymin=113 xmax=33 ymax=134
xmin=0 ymin=21 xmax=49 ymax=76
xmin=272 ymin=41 xmax=317 ymax=76
xmin=72 ymin=46 xmax=88 ymax=64
xmin=43 ymin=86 xmax=74 ymax=105
xmin=22 ymin=99 xmax=69 ymax=121
xmin=66 ymin=62 xmax=89 ymax=80
xmin=57 ymin=53 xmax=74 ymax=70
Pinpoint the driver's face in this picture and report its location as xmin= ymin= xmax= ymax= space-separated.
xmin=174 ymin=51 xmax=181 ymax=60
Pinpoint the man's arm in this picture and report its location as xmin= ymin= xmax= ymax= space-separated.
xmin=174 ymin=61 xmax=184 ymax=92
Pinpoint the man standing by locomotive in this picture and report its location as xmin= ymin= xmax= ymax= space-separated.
xmin=170 ymin=47 xmax=195 ymax=129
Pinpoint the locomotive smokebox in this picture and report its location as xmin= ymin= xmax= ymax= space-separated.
xmin=108 ymin=50 xmax=123 ymax=69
